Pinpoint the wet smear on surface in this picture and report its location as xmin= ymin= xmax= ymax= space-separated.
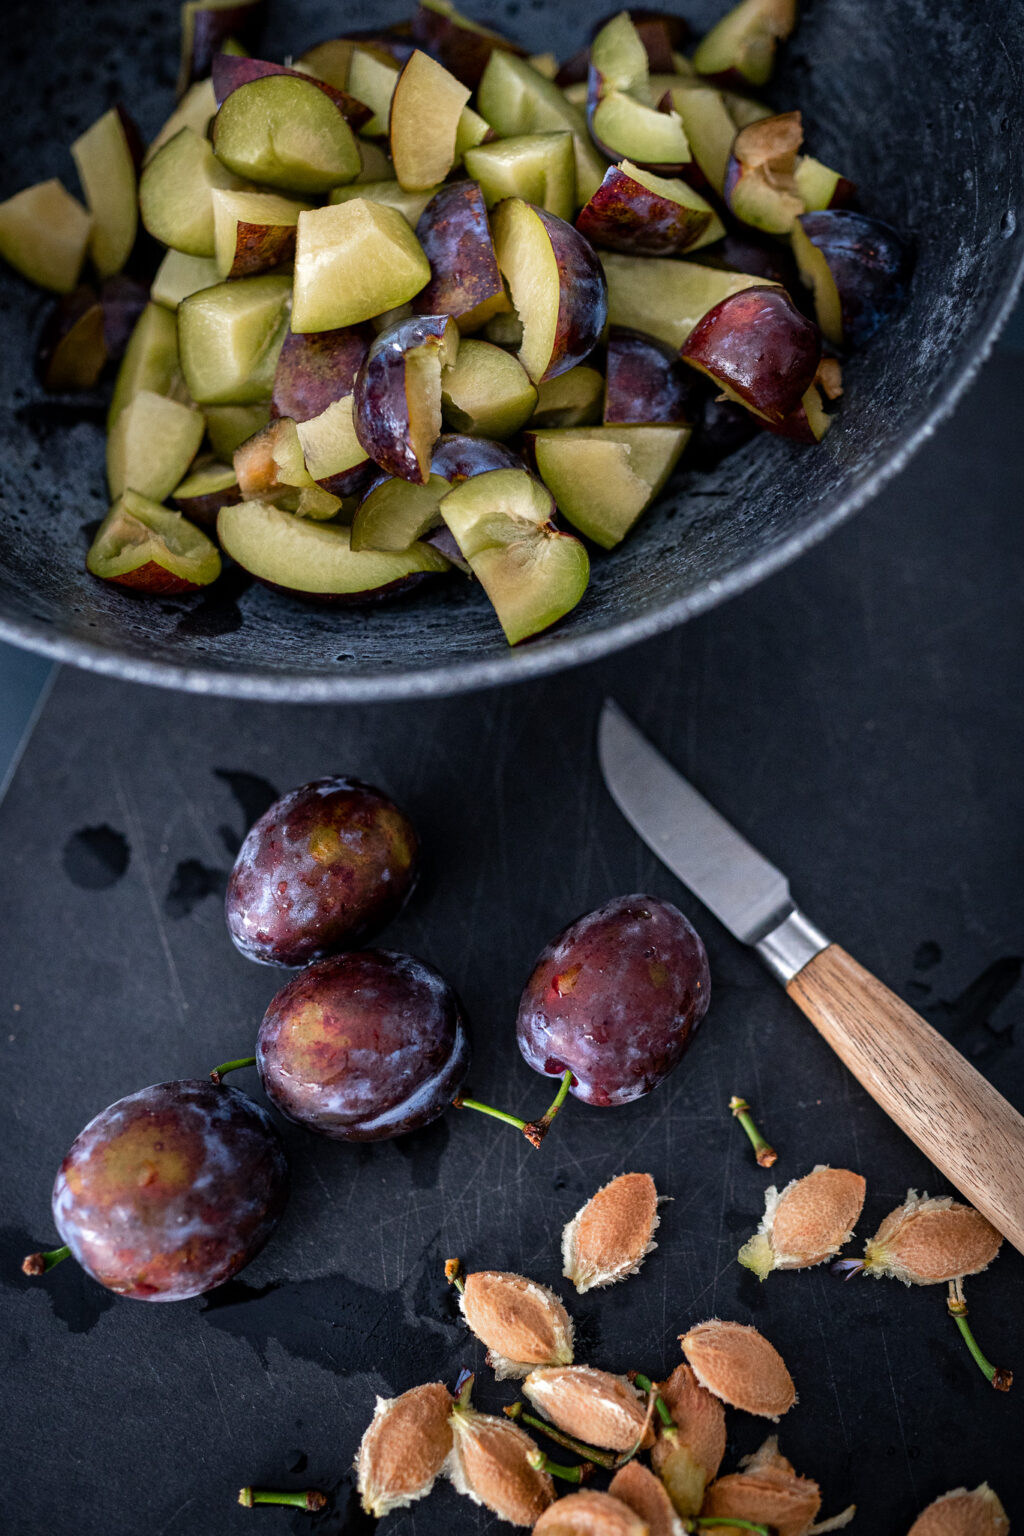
xmin=164 ymin=859 xmax=228 ymax=919
xmin=62 ymin=825 xmax=129 ymax=889
xmin=175 ymin=567 xmax=253 ymax=638
xmin=201 ymin=1255 xmax=463 ymax=1391
xmin=215 ymin=769 xmax=281 ymax=856
xmin=927 ymin=956 xmax=1021 ymax=1061
xmin=0 ymin=1226 xmax=115 ymax=1335
xmin=390 ymin=1118 xmax=450 ymax=1191
xmin=914 ymin=941 xmax=943 ymax=970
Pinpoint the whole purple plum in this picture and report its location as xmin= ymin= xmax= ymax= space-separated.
xmin=257 ymin=949 xmax=471 ymax=1141
xmin=225 ymin=777 xmax=419 ymax=968
xmin=51 ymin=1080 xmax=288 ymax=1301
xmin=516 ymin=894 xmax=710 ymax=1107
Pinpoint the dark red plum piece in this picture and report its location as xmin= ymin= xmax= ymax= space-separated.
xmin=413 ymin=183 xmax=507 ymax=333
xmin=604 ymin=326 xmax=699 ymax=424
xmin=271 ymin=323 xmax=374 ymax=422
xmin=354 ymin=314 xmax=459 ymax=483
xmin=706 ymin=232 xmax=802 ymax=294
xmin=258 ymin=949 xmax=471 ymax=1140
xmin=431 ymin=432 xmax=522 ymax=481
xmin=576 ymin=164 xmax=716 ymax=256
xmin=179 ymin=0 xmax=266 ymax=93
xmin=35 ymin=286 xmax=107 ymax=391
xmin=50 ymin=1080 xmax=287 ymax=1301
xmin=793 ymin=210 xmax=912 ymax=349
xmin=100 ymin=274 xmax=150 ymax=362
xmin=680 ymin=285 xmax=821 ymax=424
xmin=516 ymin=894 xmax=710 ymax=1107
xmin=410 ymin=2 xmax=526 ymax=89
xmin=211 ymin=53 xmax=372 ymax=128
xmin=225 ymin=776 xmax=419 ymax=967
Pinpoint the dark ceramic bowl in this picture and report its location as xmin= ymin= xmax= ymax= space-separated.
xmin=0 ymin=0 xmax=1021 ymax=700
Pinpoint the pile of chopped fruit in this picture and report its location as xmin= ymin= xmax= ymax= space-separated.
xmin=0 ymin=0 xmax=913 ymax=647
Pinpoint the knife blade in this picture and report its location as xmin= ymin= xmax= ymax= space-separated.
xmin=597 ymin=698 xmax=1024 ymax=1256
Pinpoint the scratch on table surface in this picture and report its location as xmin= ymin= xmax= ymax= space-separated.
xmin=109 ymin=759 xmax=189 ymax=1022
xmin=155 ymin=1498 xmax=197 ymax=1536
xmin=200 ymin=1330 xmax=233 ymax=1446
xmin=877 ymin=1309 xmax=918 ymax=1502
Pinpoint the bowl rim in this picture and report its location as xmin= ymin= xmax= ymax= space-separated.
xmin=3 ymin=237 xmax=1022 ymax=703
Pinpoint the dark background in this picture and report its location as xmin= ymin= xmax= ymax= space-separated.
xmin=1 ymin=348 xmax=1022 ymax=1533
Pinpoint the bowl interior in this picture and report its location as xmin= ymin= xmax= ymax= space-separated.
xmin=0 ymin=0 xmax=1021 ymax=700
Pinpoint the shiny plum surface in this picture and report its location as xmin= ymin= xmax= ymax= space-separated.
xmin=257 ymin=949 xmax=470 ymax=1141
xmin=516 ymin=894 xmax=710 ymax=1107
xmin=52 ymin=1080 xmax=288 ymax=1301
xmin=225 ymin=776 xmax=418 ymax=967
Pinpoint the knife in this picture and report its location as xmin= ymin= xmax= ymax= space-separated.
xmin=598 ymin=698 xmax=1024 ymax=1256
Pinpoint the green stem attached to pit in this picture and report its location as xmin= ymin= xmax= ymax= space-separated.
xmin=688 ymin=1520 xmax=771 ymax=1536
xmin=528 ymin=1450 xmax=589 ymax=1484
xmin=632 ymin=1373 xmax=676 ymax=1433
xmin=454 ymin=1071 xmax=572 ymax=1149
xmin=504 ymin=1403 xmax=618 ymax=1469
xmin=21 ymin=1244 xmax=71 ymax=1277
xmin=947 ymin=1280 xmax=1013 ymax=1391
xmin=237 ymin=1488 xmax=327 ymax=1511
xmin=728 ymin=1095 xmax=777 ymax=1168
xmin=210 ymin=1056 xmax=257 ymax=1084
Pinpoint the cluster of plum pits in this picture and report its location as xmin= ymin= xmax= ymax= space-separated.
xmin=311 ymin=1164 xmax=1008 ymax=1528
xmin=22 ymin=774 xmax=711 ymax=1300
xmin=1 ymin=0 xmax=913 ymax=646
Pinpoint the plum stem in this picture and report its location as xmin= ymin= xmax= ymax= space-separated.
xmin=237 ymin=1488 xmax=327 ymax=1511
xmin=728 ymin=1095 xmax=777 ymax=1167
xmin=523 ymin=1070 xmax=573 ymax=1148
xmin=631 ymin=1373 xmax=676 ymax=1432
xmin=210 ymin=1056 xmax=257 ymax=1084
xmin=688 ymin=1520 xmax=771 ymax=1535
xmin=453 ymin=1071 xmax=572 ymax=1149
xmin=528 ymin=1450 xmax=590 ymax=1484
xmin=444 ymin=1257 xmax=465 ymax=1294
xmin=947 ymin=1279 xmax=1012 ymax=1391
xmin=21 ymin=1244 xmax=71 ymax=1277
xmin=504 ymin=1404 xmax=618 ymax=1469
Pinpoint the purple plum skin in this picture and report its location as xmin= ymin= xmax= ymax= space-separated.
xmin=797 ymin=210 xmax=912 ymax=348
xmin=271 ymin=323 xmax=374 ymax=423
xmin=604 ymin=326 xmax=699 ymax=424
xmin=576 ymin=166 xmax=713 ymax=256
xmin=431 ymin=433 xmax=522 ymax=481
xmin=225 ymin=776 xmax=419 ymax=967
xmin=409 ymin=4 xmax=524 ymax=88
xmin=185 ymin=2 xmax=266 ymax=89
xmin=535 ymin=206 xmax=609 ymax=383
xmin=516 ymin=894 xmax=711 ymax=1107
xmin=258 ymin=949 xmax=471 ymax=1140
xmin=414 ymin=182 xmax=507 ymax=331
xmin=353 ymin=314 xmax=456 ymax=484
xmin=52 ymin=1080 xmax=288 ymax=1301
xmin=210 ymin=53 xmax=372 ymax=127
xmin=681 ymin=285 xmax=822 ymax=424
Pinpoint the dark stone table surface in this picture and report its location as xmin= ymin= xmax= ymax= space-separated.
xmin=0 ymin=354 xmax=1021 ymax=1536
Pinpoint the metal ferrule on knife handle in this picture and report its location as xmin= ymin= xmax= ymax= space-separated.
xmin=754 ymin=908 xmax=830 ymax=984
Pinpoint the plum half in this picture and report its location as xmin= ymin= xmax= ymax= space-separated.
xmin=527 ymin=423 xmax=689 ymax=548
xmin=440 ymin=466 xmax=589 ymax=645
xmin=70 ymin=107 xmax=140 ymax=279
xmin=225 ymin=776 xmax=419 ymax=967
xmin=48 ymin=1079 xmax=287 ymax=1301
xmin=212 ymin=74 xmax=362 ymax=194
xmin=792 ymin=210 xmax=913 ymax=349
xmin=354 ymin=314 xmax=460 ymax=483
xmin=413 ymin=181 xmax=509 ymax=334
xmin=577 ymin=160 xmax=722 ymax=256
xmin=601 ymin=252 xmax=771 ymax=351
xmin=492 ymin=197 xmax=608 ymax=384
xmin=87 ymin=490 xmax=222 ymax=594
xmin=692 ymin=0 xmax=797 ymax=89
xmin=516 ymin=894 xmax=710 ymax=1107
xmin=390 ymin=49 xmax=471 ymax=192
xmin=680 ymin=285 xmax=821 ymax=424
xmin=257 ymin=950 xmax=470 ymax=1140
xmin=217 ymin=500 xmax=449 ymax=601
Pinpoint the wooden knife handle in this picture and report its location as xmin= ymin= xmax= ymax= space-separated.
xmin=787 ymin=943 xmax=1024 ymax=1256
